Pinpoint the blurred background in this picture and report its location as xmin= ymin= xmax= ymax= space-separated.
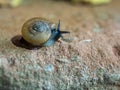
xmin=0 ymin=0 xmax=112 ymax=8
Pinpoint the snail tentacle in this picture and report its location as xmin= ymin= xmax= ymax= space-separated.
xmin=43 ymin=20 xmax=70 ymax=46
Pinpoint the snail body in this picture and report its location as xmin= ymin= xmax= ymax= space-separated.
xmin=21 ymin=17 xmax=69 ymax=47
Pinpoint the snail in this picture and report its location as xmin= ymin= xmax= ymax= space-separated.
xmin=20 ymin=17 xmax=70 ymax=47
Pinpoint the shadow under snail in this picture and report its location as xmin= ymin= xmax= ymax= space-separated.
xmin=20 ymin=17 xmax=70 ymax=47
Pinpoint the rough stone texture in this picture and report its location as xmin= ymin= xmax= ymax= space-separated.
xmin=0 ymin=0 xmax=120 ymax=90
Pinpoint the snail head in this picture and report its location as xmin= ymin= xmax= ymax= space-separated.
xmin=52 ymin=20 xmax=70 ymax=41
xmin=43 ymin=20 xmax=70 ymax=46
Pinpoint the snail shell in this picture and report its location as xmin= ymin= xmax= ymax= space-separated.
xmin=21 ymin=17 xmax=70 ymax=47
xmin=21 ymin=17 xmax=55 ymax=46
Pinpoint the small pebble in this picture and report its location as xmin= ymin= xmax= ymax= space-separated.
xmin=44 ymin=64 xmax=54 ymax=72
xmin=55 ymin=58 xmax=69 ymax=63
xmin=80 ymin=39 xmax=92 ymax=43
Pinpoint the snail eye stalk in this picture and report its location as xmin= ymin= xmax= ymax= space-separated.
xmin=57 ymin=20 xmax=60 ymax=31
xmin=57 ymin=20 xmax=70 ymax=34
